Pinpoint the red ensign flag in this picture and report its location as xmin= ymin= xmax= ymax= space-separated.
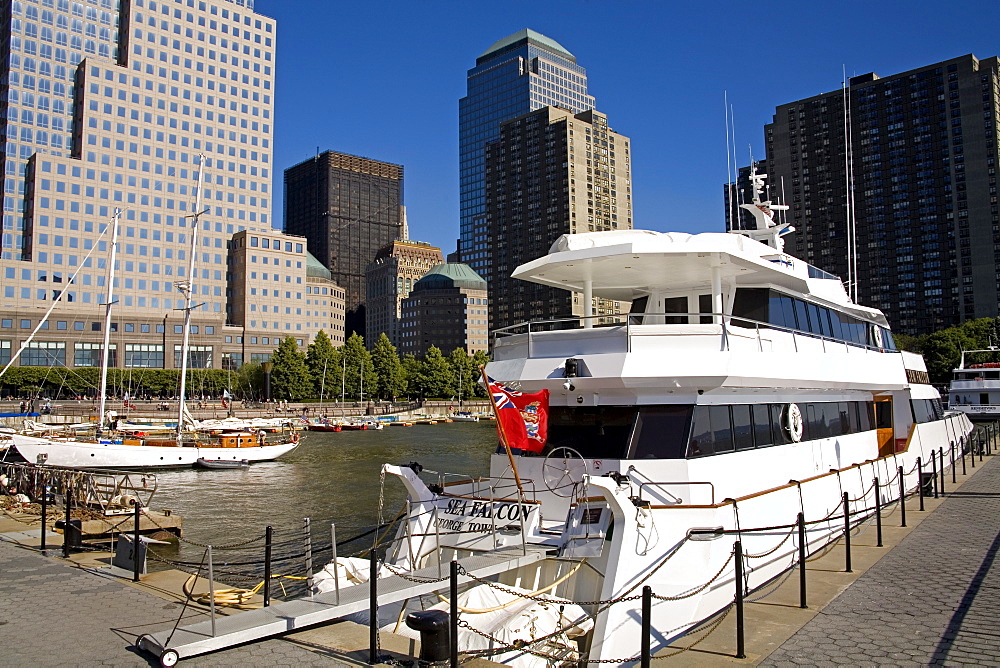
xmin=487 ymin=377 xmax=549 ymax=453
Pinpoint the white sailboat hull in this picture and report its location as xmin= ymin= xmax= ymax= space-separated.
xmin=11 ymin=434 xmax=298 ymax=469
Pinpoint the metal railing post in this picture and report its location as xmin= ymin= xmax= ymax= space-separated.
xmin=918 ymin=457 xmax=925 ymax=510
xmin=734 ymin=542 xmax=746 ymax=659
xmin=843 ymin=492 xmax=852 ymax=573
xmin=939 ymin=447 xmax=946 ymax=495
xmin=951 ymin=443 xmax=956 ymax=484
xmin=304 ymin=517 xmax=313 ymax=597
xmin=39 ymin=477 xmax=47 ymax=555
xmin=263 ymin=525 xmax=273 ymax=607
xmin=331 ymin=522 xmax=340 ymax=606
xmin=874 ymin=478 xmax=882 ymax=547
xmin=641 ymin=585 xmax=652 ymax=667
xmin=798 ymin=512 xmax=807 ymax=608
xmin=898 ymin=466 xmax=906 ymax=528
xmin=450 ymin=559 xmax=459 ymax=668
xmin=369 ymin=550 xmax=379 ymax=665
xmin=931 ymin=451 xmax=938 ymax=499
xmin=133 ymin=501 xmax=142 ymax=582
xmin=207 ymin=544 xmax=217 ymax=637
xmin=63 ymin=481 xmax=72 ymax=558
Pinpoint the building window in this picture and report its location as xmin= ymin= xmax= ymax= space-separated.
xmin=126 ymin=344 xmax=164 ymax=369
xmin=0 ymin=341 xmax=10 ymax=367
xmin=75 ymin=342 xmax=116 ymax=368
xmin=21 ymin=341 xmax=66 ymax=367
xmin=174 ymin=345 xmax=213 ymax=369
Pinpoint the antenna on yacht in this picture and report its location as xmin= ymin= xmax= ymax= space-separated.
xmin=725 ymin=92 xmax=735 ymax=231
xmin=843 ymin=67 xmax=859 ymax=302
xmin=734 ymin=162 xmax=793 ymax=251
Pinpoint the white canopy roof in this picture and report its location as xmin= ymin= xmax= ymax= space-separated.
xmin=512 ymin=230 xmax=885 ymax=323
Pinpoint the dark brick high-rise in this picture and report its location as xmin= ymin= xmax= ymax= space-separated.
xmin=762 ymin=54 xmax=1000 ymax=335
xmin=284 ymin=151 xmax=403 ymax=339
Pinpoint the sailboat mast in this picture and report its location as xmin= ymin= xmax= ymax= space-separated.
xmin=176 ymin=155 xmax=206 ymax=441
xmin=97 ymin=208 xmax=122 ymax=432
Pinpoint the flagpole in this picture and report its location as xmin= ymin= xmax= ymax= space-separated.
xmin=479 ymin=365 xmax=526 ymax=498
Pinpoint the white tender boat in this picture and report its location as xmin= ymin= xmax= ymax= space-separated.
xmin=947 ymin=348 xmax=1000 ymax=420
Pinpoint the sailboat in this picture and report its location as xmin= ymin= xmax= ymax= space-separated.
xmin=10 ymin=157 xmax=300 ymax=469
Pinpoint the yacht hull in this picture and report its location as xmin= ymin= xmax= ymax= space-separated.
xmin=11 ymin=434 xmax=298 ymax=469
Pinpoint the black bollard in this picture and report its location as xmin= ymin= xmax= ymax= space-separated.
xmin=641 ymin=585 xmax=652 ymax=667
xmin=40 ymin=479 xmax=47 ymax=554
xmin=369 ymin=550 xmax=379 ymax=665
xmin=874 ymin=478 xmax=882 ymax=547
xmin=133 ymin=501 xmax=142 ymax=582
xmin=970 ymin=435 xmax=976 ymax=468
xmin=962 ymin=439 xmax=967 ymax=476
xmin=980 ymin=430 xmax=984 ymax=462
xmin=898 ymin=466 xmax=907 ymax=528
xmin=63 ymin=481 xmax=72 ymax=558
xmin=405 ymin=610 xmax=450 ymax=663
xmin=263 ymin=526 xmax=273 ymax=607
xmin=798 ymin=512 xmax=807 ymax=608
xmin=450 ymin=559 xmax=459 ymax=668
xmin=734 ymin=543 xmax=745 ymax=659
xmin=843 ymin=492 xmax=852 ymax=573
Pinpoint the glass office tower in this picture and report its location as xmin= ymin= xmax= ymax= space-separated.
xmin=457 ymin=29 xmax=594 ymax=277
xmin=0 ymin=0 xmax=338 ymax=370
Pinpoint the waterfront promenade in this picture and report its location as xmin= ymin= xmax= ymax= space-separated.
xmin=1 ymin=452 xmax=998 ymax=666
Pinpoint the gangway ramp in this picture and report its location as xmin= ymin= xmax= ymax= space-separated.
xmin=138 ymin=547 xmax=548 ymax=665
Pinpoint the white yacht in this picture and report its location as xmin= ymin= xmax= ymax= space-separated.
xmin=139 ymin=170 xmax=974 ymax=666
xmin=947 ymin=348 xmax=1000 ymax=420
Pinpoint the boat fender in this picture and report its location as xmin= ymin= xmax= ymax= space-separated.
xmin=291 ymin=432 xmax=299 ymax=444
xmin=0 ymin=474 xmax=7 ymax=488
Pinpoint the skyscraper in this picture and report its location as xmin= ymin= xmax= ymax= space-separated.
xmin=0 ymin=0 xmax=325 ymax=371
xmin=457 ymin=29 xmax=595 ymax=276
xmin=284 ymin=150 xmax=403 ymax=340
xmin=762 ymin=54 xmax=1000 ymax=335
xmin=486 ymin=107 xmax=632 ymax=331
xmin=365 ymin=238 xmax=443 ymax=348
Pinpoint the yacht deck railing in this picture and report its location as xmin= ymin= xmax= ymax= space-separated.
xmin=493 ymin=312 xmax=895 ymax=357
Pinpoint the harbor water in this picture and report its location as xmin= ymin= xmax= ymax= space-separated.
xmin=149 ymin=422 xmax=497 ymax=570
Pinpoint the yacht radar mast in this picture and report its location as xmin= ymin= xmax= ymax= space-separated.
xmin=734 ymin=162 xmax=793 ymax=252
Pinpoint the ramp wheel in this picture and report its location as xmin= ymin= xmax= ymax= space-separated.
xmin=159 ymin=649 xmax=179 ymax=667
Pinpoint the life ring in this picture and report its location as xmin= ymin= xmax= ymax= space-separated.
xmin=291 ymin=432 xmax=300 ymax=444
xmin=783 ymin=403 xmax=804 ymax=443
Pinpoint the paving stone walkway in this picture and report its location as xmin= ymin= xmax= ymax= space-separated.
xmin=763 ymin=453 xmax=1000 ymax=667
xmin=0 ymin=540 xmax=349 ymax=666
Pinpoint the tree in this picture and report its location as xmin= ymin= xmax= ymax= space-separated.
xmin=340 ymin=333 xmax=375 ymax=400
xmin=371 ymin=333 xmax=406 ymax=399
xmin=422 ymin=346 xmax=454 ymax=399
xmin=448 ymin=348 xmax=476 ymax=403
xmin=306 ymin=330 xmax=341 ymax=399
xmin=401 ymin=354 xmax=426 ymax=399
xmin=269 ymin=336 xmax=313 ymax=400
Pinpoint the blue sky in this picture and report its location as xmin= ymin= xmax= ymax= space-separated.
xmin=259 ymin=0 xmax=1000 ymax=256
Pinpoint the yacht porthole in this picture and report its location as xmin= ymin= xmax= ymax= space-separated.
xmin=783 ymin=403 xmax=804 ymax=442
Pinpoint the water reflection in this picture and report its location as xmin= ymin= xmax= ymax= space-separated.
xmin=151 ymin=422 xmax=497 ymax=565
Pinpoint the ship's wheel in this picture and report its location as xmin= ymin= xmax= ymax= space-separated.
xmin=542 ymin=447 xmax=589 ymax=498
